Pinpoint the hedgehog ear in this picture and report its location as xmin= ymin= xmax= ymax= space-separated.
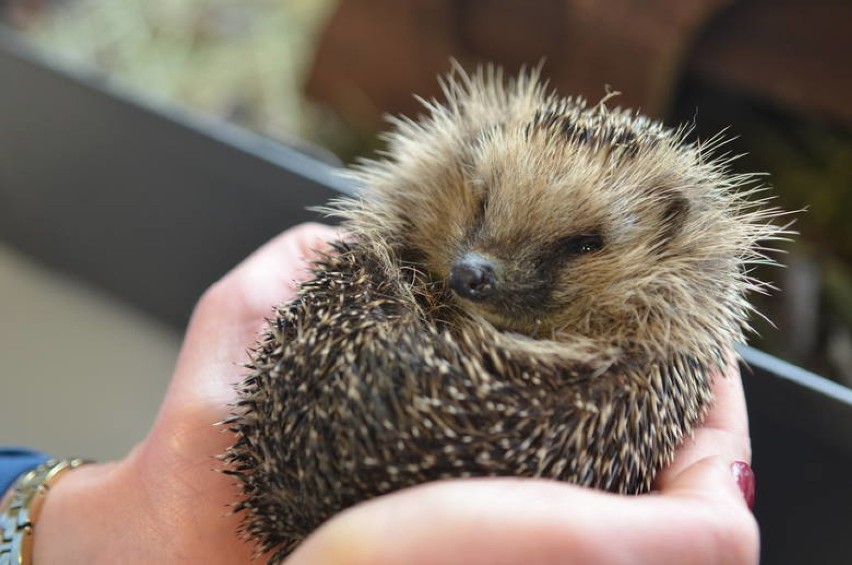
xmin=658 ymin=192 xmax=690 ymax=246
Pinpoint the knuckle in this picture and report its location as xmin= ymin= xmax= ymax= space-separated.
xmin=192 ymin=277 xmax=234 ymax=321
xmin=196 ymin=280 xmax=226 ymax=312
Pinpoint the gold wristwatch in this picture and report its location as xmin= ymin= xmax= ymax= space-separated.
xmin=1 ymin=458 xmax=89 ymax=565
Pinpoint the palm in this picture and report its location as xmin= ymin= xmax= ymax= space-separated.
xmin=90 ymin=223 xmax=756 ymax=564
xmin=117 ymin=223 xmax=338 ymax=563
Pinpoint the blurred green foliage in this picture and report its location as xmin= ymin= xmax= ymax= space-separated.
xmin=9 ymin=0 xmax=349 ymax=153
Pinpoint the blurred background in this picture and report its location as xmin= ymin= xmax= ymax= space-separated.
xmin=1 ymin=0 xmax=850 ymax=466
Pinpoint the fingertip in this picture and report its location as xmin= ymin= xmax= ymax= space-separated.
xmin=285 ymin=504 xmax=381 ymax=565
xmin=240 ymin=222 xmax=340 ymax=277
xmin=204 ymin=222 xmax=340 ymax=317
xmin=664 ymin=456 xmax=754 ymax=512
xmin=287 ymin=222 xmax=343 ymax=253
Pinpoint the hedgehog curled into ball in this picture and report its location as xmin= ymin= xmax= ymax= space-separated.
xmin=224 ymin=67 xmax=785 ymax=562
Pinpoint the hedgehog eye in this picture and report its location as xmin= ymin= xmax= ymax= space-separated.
xmin=472 ymin=192 xmax=489 ymax=230
xmin=563 ymin=234 xmax=604 ymax=255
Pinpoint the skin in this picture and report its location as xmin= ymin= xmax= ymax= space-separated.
xmin=29 ymin=222 xmax=758 ymax=564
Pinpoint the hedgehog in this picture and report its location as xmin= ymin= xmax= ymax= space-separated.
xmin=224 ymin=66 xmax=785 ymax=562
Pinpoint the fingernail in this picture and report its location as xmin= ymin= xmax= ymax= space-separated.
xmin=731 ymin=461 xmax=755 ymax=510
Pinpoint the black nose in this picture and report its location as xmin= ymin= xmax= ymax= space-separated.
xmin=449 ymin=253 xmax=497 ymax=300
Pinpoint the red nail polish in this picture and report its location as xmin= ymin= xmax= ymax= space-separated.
xmin=731 ymin=461 xmax=755 ymax=510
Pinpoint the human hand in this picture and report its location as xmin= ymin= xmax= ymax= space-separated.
xmin=33 ymin=222 xmax=340 ymax=563
xmin=32 ymin=222 xmax=758 ymax=564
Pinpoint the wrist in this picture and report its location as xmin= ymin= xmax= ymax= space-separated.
xmin=32 ymin=460 xmax=136 ymax=564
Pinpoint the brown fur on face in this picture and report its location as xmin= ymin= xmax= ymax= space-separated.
xmin=341 ymin=67 xmax=783 ymax=360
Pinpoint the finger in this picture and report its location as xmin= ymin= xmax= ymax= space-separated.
xmin=701 ymin=357 xmax=750 ymax=440
xmin=169 ymin=222 xmax=340 ymax=407
xmin=287 ymin=477 xmax=759 ymax=565
xmin=139 ymin=223 xmax=341 ymax=537
xmin=655 ymin=359 xmax=751 ymax=490
xmin=656 ymin=457 xmax=760 ymax=559
xmin=210 ymin=222 xmax=341 ymax=331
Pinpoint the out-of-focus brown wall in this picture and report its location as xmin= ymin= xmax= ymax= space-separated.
xmin=305 ymin=0 xmax=850 ymax=130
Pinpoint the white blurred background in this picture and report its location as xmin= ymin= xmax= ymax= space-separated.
xmin=0 ymin=243 xmax=180 ymax=460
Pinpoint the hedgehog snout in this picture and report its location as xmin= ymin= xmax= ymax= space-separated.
xmin=449 ymin=252 xmax=498 ymax=301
